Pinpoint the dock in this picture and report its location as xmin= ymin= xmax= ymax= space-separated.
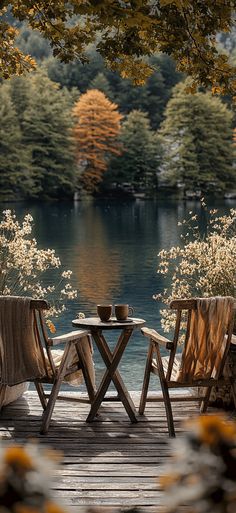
xmin=0 ymin=391 xmax=202 ymax=511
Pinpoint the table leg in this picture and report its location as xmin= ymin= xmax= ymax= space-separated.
xmin=87 ymin=329 xmax=137 ymax=423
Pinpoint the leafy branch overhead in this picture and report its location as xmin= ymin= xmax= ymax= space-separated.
xmin=2 ymin=1 xmax=236 ymax=93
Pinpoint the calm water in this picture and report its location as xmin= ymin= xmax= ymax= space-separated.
xmin=4 ymin=198 xmax=236 ymax=390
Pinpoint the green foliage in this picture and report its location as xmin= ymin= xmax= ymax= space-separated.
xmin=159 ymin=81 xmax=235 ymax=193
xmin=108 ymin=110 xmax=160 ymax=192
xmin=0 ymin=82 xmax=32 ymax=200
xmin=89 ymin=72 xmax=114 ymax=101
xmin=2 ymin=1 xmax=236 ymax=95
xmin=16 ymin=23 xmax=51 ymax=62
xmin=0 ymin=71 xmax=76 ymax=200
xmin=46 ymin=51 xmax=182 ymax=129
xmin=8 ymin=75 xmax=30 ymax=129
xmin=45 ymin=48 xmax=104 ymax=91
xmin=21 ymin=71 xmax=76 ymax=199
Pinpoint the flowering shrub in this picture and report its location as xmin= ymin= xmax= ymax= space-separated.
xmin=0 ymin=210 xmax=77 ymax=318
xmin=0 ymin=442 xmax=64 ymax=513
xmin=160 ymin=414 xmax=236 ymax=513
xmin=154 ymin=204 xmax=236 ymax=335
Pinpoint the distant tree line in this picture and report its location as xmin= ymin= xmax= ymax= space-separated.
xmin=0 ymin=26 xmax=235 ymax=201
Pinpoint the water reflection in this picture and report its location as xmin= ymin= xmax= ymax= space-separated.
xmin=74 ymin=206 xmax=121 ymax=305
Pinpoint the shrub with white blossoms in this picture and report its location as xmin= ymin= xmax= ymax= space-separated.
xmin=0 ymin=442 xmax=64 ymax=513
xmin=155 ymin=204 xmax=236 ymax=335
xmin=0 ymin=210 xmax=77 ymax=319
xmin=160 ymin=414 xmax=236 ymax=513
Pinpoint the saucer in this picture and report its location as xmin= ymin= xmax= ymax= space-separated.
xmin=113 ymin=318 xmax=133 ymax=323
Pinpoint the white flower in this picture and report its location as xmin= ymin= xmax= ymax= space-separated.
xmin=0 ymin=210 xmax=77 ymax=318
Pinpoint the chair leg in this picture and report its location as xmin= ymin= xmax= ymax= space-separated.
xmin=155 ymin=344 xmax=175 ymax=437
xmin=139 ymin=342 xmax=153 ymax=415
xmin=40 ymin=344 xmax=71 ymax=435
xmin=230 ymin=382 xmax=236 ymax=409
xmin=34 ymin=382 xmax=47 ymax=410
xmin=159 ymin=377 xmax=175 ymax=437
xmin=200 ymin=387 xmax=211 ymax=413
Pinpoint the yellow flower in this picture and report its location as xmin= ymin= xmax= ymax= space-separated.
xmin=46 ymin=320 xmax=56 ymax=334
xmin=159 ymin=473 xmax=179 ymax=489
xmin=191 ymin=414 xmax=236 ymax=446
xmin=4 ymin=446 xmax=33 ymax=470
xmin=45 ymin=502 xmax=67 ymax=513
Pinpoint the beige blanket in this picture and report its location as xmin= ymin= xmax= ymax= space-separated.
xmin=0 ymin=296 xmax=45 ymax=386
xmin=177 ymin=296 xmax=234 ymax=383
xmin=0 ymin=296 xmax=95 ymax=407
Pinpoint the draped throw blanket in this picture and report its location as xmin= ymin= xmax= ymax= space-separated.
xmin=0 ymin=296 xmax=95 ymax=408
xmin=0 ymin=296 xmax=45 ymax=386
xmin=177 ymin=296 xmax=234 ymax=383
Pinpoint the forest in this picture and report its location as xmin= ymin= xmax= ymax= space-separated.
xmin=1 ymin=22 xmax=236 ymax=201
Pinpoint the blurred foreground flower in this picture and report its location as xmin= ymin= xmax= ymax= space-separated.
xmin=0 ymin=443 xmax=64 ymax=513
xmin=160 ymin=414 xmax=236 ymax=513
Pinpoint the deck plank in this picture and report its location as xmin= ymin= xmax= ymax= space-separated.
xmin=0 ymin=390 xmax=201 ymax=510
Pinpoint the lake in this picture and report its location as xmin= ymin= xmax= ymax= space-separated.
xmin=3 ymin=198 xmax=236 ymax=390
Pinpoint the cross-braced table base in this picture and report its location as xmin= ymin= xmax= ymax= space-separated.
xmin=72 ymin=317 xmax=145 ymax=422
xmin=87 ymin=328 xmax=137 ymax=422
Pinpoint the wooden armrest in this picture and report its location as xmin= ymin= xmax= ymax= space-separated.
xmin=141 ymin=327 xmax=173 ymax=348
xmin=48 ymin=329 xmax=90 ymax=346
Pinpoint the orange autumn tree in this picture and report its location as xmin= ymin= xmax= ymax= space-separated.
xmin=72 ymin=89 xmax=122 ymax=193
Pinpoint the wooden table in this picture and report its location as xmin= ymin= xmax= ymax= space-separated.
xmin=72 ymin=317 xmax=145 ymax=423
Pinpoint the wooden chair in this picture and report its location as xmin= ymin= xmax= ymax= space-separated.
xmin=139 ymin=298 xmax=236 ymax=437
xmin=0 ymin=298 xmax=96 ymax=434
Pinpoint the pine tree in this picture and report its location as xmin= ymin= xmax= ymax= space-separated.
xmin=72 ymin=89 xmax=122 ymax=192
xmin=9 ymin=75 xmax=30 ymax=129
xmin=159 ymin=81 xmax=235 ymax=193
xmin=108 ymin=110 xmax=159 ymax=192
xmin=89 ymin=72 xmax=113 ymax=100
xmin=22 ymin=70 xmax=76 ymax=199
xmin=0 ymin=82 xmax=32 ymax=200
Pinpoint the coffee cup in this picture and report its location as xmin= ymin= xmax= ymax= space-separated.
xmin=114 ymin=304 xmax=134 ymax=321
xmin=97 ymin=304 xmax=112 ymax=322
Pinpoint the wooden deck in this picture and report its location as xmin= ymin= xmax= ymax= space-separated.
xmin=0 ymin=390 xmax=201 ymax=511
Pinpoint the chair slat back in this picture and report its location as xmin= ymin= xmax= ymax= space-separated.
xmin=166 ymin=309 xmax=182 ymax=381
xmin=30 ymin=300 xmax=55 ymax=379
xmin=168 ymin=298 xmax=236 ymax=384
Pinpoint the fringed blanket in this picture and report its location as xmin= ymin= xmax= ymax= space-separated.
xmin=177 ymin=296 xmax=234 ymax=383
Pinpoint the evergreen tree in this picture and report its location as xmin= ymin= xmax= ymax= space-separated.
xmin=89 ymin=72 xmax=113 ymax=100
xmin=45 ymin=49 xmax=182 ymax=129
xmin=72 ymin=89 xmax=122 ymax=193
xmin=0 ymin=82 xmax=32 ymax=200
xmin=9 ymin=75 xmax=30 ymax=129
xmin=108 ymin=110 xmax=160 ymax=192
xmin=17 ymin=23 xmax=51 ymax=61
xmin=105 ymin=54 xmax=182 ymax=129
xmin=22 ymin=70 xmax=76 ymax=199
xmin=159 ymin=81 xmax=235 ymax=193
xmin=45 ymin=48 xmax=103 ymax=90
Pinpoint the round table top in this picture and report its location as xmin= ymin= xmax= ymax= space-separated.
xmin=72 ymin=316 xmax=146 ymax=330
